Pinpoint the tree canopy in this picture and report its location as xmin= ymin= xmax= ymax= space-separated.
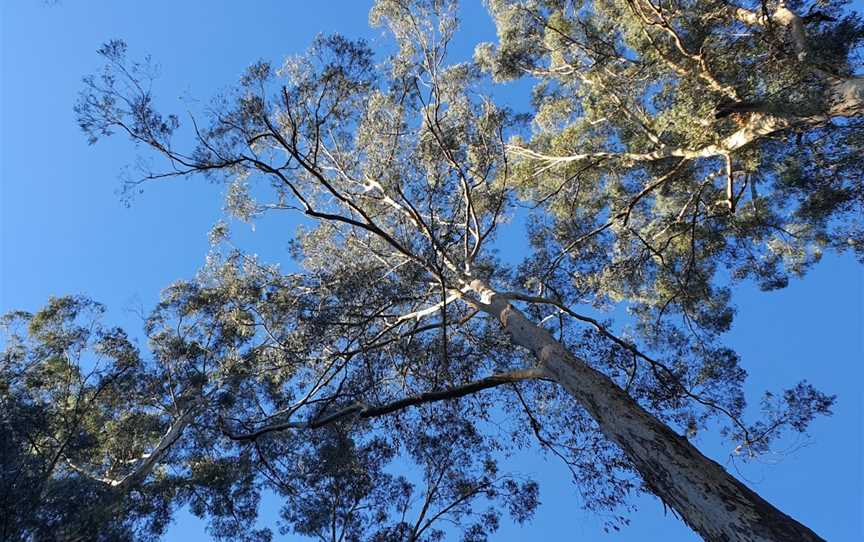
xmin=2 ymin=1 xmax=862 ymax=541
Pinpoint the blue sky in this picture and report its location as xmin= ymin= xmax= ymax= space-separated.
xmin=1 ymin=1 xmax=861 ymax=540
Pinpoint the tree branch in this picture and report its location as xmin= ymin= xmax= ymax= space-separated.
xmin=224 ymin=368 xmax=547 ymax=441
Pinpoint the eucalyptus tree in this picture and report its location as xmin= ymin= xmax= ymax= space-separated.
xmin=0 ymin=297 xmax=175 ymax=541
xmin=2 ymin=283 xmax=540 ymax=542
xmin=5 ymin=0 xmax=860 ymax=541
xmin=480 ymin=0 xmax=864 ymax=288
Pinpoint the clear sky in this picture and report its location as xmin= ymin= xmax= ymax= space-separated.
xmin=1 ymin=1 xmax=861 ymax=540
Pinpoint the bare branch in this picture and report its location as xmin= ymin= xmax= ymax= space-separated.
xmin=224 ymin=368 xmax=547 ymax=441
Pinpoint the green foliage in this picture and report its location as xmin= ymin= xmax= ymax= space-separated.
xmin=0 ymin=297 xmax=173 ymax=541
xmin=7 ymin=0 xmax=860 ymax=539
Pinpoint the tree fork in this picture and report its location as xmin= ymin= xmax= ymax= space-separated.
xmin=469 ymin=280 xmax=824 ymax=542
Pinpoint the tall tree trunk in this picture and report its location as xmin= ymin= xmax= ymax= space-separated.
xmin=469 ymin=280 xmax=824 ymax=542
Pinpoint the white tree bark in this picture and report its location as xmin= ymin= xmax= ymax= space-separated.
xmin=111 ymin=400 xmax=201 ymax=493
xmin=732 ymin=3 xmax=809 ymax=60
xmin=469 ymin=280 xmax=825 ymax=542
xmin=508 ymin=73 xmax=863 ymax=169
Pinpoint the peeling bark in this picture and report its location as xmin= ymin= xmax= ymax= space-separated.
xmin=469 ymin=280 xmax=825 ymax=542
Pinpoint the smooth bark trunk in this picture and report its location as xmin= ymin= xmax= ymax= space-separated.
xmin=470 ymin=280 xmax=825 ymax=542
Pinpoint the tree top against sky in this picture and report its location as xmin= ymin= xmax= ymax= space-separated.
xmin=1 ymin=1 xmax=862 ymax=541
